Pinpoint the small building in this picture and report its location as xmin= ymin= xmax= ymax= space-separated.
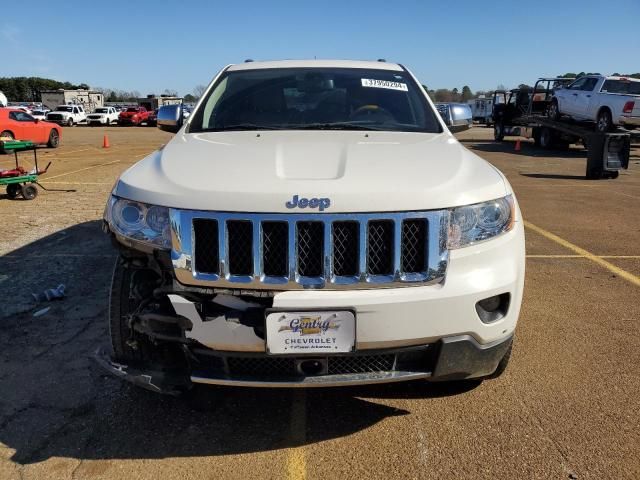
xmin=137 ymin=95 xmax=183 ymax=112
xmin=40 ymin=89 xmax=104 ymax=112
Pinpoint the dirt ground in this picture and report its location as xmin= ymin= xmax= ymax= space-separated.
xmin=0 ymin=125 xmax=638 ymax=480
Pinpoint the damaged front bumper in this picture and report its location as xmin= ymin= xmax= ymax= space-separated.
xmin=94 ymin=333 xmax=513 ymax=392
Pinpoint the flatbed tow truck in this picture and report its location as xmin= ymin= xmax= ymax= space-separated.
xmin=492 ymin=78 xmax=631 ymax=179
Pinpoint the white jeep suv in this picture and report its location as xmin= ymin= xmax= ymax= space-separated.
xmin=101 ymin=60 xmax=525 ymax=392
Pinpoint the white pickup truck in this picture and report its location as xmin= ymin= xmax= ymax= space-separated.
xmin=100 ymin=59 xmax=525 ymax=393
xmin=45 ymin=104 xmax=86 ymax=126
xmin=549 ymin=75 xmax=640 ymax=132
xmin=86 ymin=106 xmax=119 ymax=126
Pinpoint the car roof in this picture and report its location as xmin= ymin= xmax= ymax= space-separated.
xmin=227 ymin=59 xmax=404 ymax=72
xmin=606 ymin=75 xmax=640 ymax=82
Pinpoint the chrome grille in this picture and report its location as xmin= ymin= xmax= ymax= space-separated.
xmin=173 ymin=210 xmax=449 ymax=290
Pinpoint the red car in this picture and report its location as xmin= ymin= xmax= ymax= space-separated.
xmin=118 ymin=106 xmax=149 ymax=126
xmin=0 ymin=108 xmax=61 ymax=149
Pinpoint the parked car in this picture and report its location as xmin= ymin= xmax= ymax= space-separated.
xmin=100 ymin=59 xmax=524 ymax=393
xmin=549 ymin=75 xmax=640 ymax=132
xmin=46 ymin=105 xmax=87 ymax=126
xmin=118 ymin=106 xmax=149 ymax=126
xmin=0 ymin=91 xmax=7 ymax=107
xmin=87 ymin=107 xmax=119 ymax=126
xmin=30 ymin=110 xmax=48 ymax=121
xmin=0 ymin=108 xmax=61 ymax=150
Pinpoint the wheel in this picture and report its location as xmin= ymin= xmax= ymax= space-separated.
xmin=487 ymin=341 xmax=512 ymax=379
xmin=494 ymin=121 xmax=505 ymax=141
xmin=533 ymin=128 xmax=542 ymax=147
xmin=20 ymin=184 xmax=38 ymax=200
xmin=607 ymin=171 xmax=619 ymax=179
xmin=596 ymin=109 xmax=613 ymax=133
xmin=548 ymin=99 xmax=560 ymax=120
xmin=47 ymin=129 xmax=60 ymax=148
xmin=6 ymin=184 xmax=20 ymax=198
xmin=109 ymin=259 xmax=164 ymax=362
xmin=67 ymin=118 xmax=73 ymax=127
xmin=539 ymin=127 xmax=554 ymax=149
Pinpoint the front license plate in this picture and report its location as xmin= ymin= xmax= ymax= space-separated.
xmin=266 ymin=311 xmax=355 ymax=355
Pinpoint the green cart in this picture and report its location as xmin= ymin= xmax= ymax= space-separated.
xmin=0 ymin=140 xmax=51 ymax=200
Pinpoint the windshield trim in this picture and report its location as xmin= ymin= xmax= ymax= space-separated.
xmin=186 ymin=66 xmax=442 ymax=135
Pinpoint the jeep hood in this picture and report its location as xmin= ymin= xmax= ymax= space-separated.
xmin=115 ymin=131 xmax=508 ymax=213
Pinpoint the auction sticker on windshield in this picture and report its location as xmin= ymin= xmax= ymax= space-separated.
xmin=361 ymin=78 xmax=408 ymax=91
xmin=266 ymin=311 xmax=355 ymax=354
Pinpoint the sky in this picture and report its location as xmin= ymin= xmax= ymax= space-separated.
xmin=1 ymin=0 xmax=639 ymax=96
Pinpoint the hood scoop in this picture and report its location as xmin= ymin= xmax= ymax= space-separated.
xmin=276 ymin=141 xmax=347 ymax=180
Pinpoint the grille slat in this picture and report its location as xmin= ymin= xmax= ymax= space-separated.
xmin=297 ymin=222 xmax=324 ymax=277
xmin=193 ymin=219 xmax=219 ymax=274
xmin=227 ymin=221 xmax=253 ymax=275
xmin=262 ymin=222 xmax=288 ymax=277
xmin=367 ymin=220 xmax=394 ymax=275
xmin=185 ymin=212 xmax=445 ymax=289
xmin=333 ymin=222 xmax=359 ymax=276
xmin=401 ymin=219 xmax=427 ymax=273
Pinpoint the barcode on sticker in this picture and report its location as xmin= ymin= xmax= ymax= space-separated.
xmin=361 ymin=78 xmax=408 ymax=91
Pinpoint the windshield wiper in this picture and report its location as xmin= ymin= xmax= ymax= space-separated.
xmin=207 ymin=124 xmax=284 ymax=131
xmin=287 ymin=122 xmax=383 ymax=131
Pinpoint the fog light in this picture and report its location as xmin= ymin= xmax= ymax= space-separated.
xmin=475 ymin=293 xmax=510 ymax=323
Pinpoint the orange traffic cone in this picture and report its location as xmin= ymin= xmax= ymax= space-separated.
xmin=103 ymin=134 xmax=110 ymax=149
xmin=514 ymin=139 xmax=521 ymax=152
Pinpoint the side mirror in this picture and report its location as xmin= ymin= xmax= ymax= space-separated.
xmin=436 ymin=103 xmax=473 ymax=132
xmin=157 ymin=104 xmax=183 ymax=133
xmin=34 ymin=119 xmax=39 ymax=124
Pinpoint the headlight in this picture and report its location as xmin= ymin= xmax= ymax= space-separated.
xmin=107 ymin=196 xmax=171 ymax=248
xmin=447 ymin=195 xmax=515 ymax=249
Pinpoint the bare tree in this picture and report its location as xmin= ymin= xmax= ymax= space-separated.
xmin=193 ymin=84 xmax=207 ymax=99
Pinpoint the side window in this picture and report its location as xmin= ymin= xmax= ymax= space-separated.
xmin=569 ymin=78 xmax=586 ymax=90
xmin=581 ymin=78 xmax=598 ymax=91
xmin=9 ymin=111 xmax=34 ymax=122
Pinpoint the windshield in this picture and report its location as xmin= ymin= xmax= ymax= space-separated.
xmin=56 ymin=106 xmax=73 ymax=112
xmin=95 ymin=108 xmax=109 ymax=113
xmin=126 ymin=107 xmax=139 ymax=112
xmin=601 ymin=79 xmax=640 ymax=95
xmin=189 ymin=67 xmax=441 ymax=133
xmin=32 ymin=110 xmax=45 ymax=115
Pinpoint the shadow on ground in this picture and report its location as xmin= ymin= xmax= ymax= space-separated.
xmin=519 ymin=173 xmax=589 ymax=180
xmin=0 ymin=222 xmax=478 ymax=465
xmin=460 ymin=139 xmax=587 ymax=159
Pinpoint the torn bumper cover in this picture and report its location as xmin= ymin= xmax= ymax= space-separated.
xmin=93 ymin=347 xmax=191 ymax=396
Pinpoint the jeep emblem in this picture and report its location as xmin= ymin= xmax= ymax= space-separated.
xmin=286 ymin=195 xmax=330 ymax=212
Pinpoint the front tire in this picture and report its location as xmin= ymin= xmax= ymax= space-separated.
xmin=596 ymin=109 xmax=613 ymax=133
xmin=66 ymin=118 xmax=73 ymax=127
xmin=0 ymin=130 xmax=14 ymax=154
xmin=494 ymin=121 xmax=505 ymax=141
xmin=487 ymin=341 xmax=513 ymax=379
xmin=548 ymin=99 xmax=560 ymax=120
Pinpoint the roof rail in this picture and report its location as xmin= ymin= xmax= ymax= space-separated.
xmin=244 ymin=59 xmax=254 ymax=63
xmin=377 ymin=58 xmax=386 ymax=62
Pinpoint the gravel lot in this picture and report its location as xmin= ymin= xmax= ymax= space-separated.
xmin=0 ymin=125 xmax=638 ymax=479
